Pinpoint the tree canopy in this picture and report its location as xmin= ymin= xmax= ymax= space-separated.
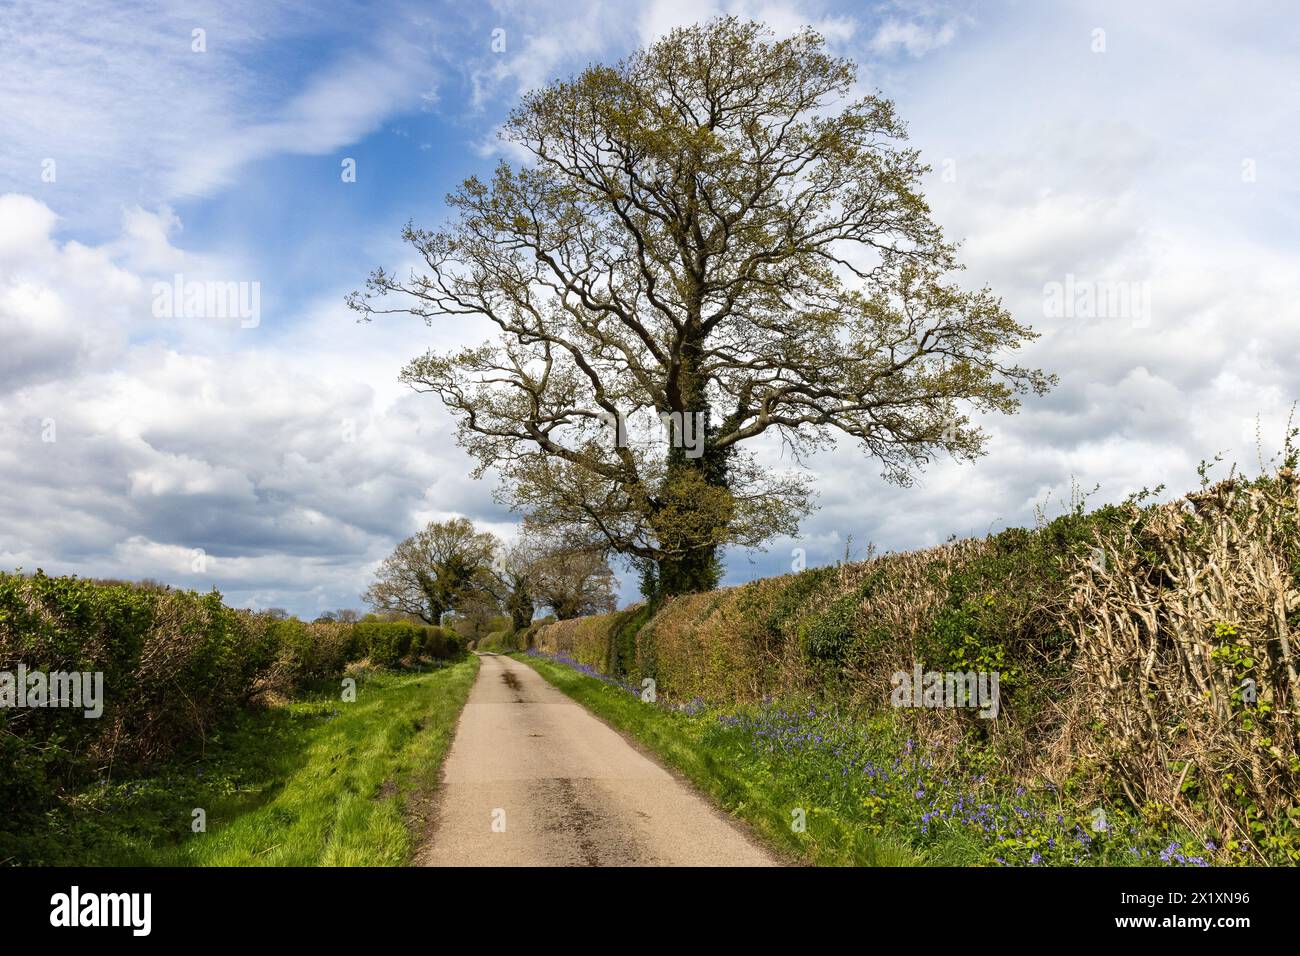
xmin=525 ymin=537 xmax=619 ymax=620
xmin=350 ymin=18 xmax=1054 ymax=597
xmin=362 ymin=517 xmax=498 ymax=625
xmin=364 ymin=517 xmax=620 ymax=629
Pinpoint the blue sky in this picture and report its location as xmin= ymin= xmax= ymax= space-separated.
xmin=2 ymin=0 xmax=1298 ymax=616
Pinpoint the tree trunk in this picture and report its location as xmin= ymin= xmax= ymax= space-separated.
xmin=652 ymin=332 xmax=731 ymax=598
xmin=654 ymin=538 xmax=721 ymax=597
xmin=508 ymin=597 xmax=533 ymax=632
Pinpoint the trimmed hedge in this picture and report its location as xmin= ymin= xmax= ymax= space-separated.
xmin=351 ymin=621 xmax=463 ymax=666
xmin=0 ymin=571 xmax=464 ymax=817
xmin=532 ymin=605 xmax=650 ymax=677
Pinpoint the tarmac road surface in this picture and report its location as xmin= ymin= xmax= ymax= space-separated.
xmin=419 ymin=653 xmax=779 ymax=867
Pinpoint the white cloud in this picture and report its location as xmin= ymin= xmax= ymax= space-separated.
xmin=0 ymin=194 xmax=507 ymax=615
xmin=870 ymin=18 xmax=956 ymax=57
xmin=5 ymin=0 xmax=1300 ymax=614
xmin=0 ymin=2 xmax=441 ymax=222
xmin=0 ymin=194 xmax=59 ymax=260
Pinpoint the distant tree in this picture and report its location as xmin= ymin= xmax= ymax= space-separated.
xmin=363 ymin=517 xmax=499 ymax=625
xmin=446 ymin=606 xmax=512 ymax=641
xmin=528 ymin=540 xmax=618 ymax=620
xmin=492 ymin=541 xmax=539 ymax=631
xmin=351 ymin=17 xmax=1053 ymax=599
xmin=335 ymin=608 xmax=361 ymax=623
xmin=314 ymin=611 xmax=339 ymax=623
xmin=265 ymin=608 xmax=290 ymax=620
xmin=485 ymin=533 xmax=619 ymax=628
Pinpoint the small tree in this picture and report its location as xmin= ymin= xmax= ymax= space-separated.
xmin=493 ymin=540 xmax=539 ymax=631
xmin=363 ymin=517 xmax=498 ymax=624
xmin=529 ymin=541 xmax=618 ymax=620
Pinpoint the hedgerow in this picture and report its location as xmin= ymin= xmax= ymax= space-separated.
xmin=0 ymin=572 xmax=465 ymax=823
xmin=533 ymin=458 xmax=1300 ymax=864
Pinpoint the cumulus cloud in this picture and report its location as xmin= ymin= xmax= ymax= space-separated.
xmin=0 ymin=195 xmax=504 ymax=616
xmin=705 ymin=0 xmax=1300 ymax=585
xmin=3 ymin=0 xmax=1298 ymax=614
xmin=870 ymin=18 xmax=956 ymax=57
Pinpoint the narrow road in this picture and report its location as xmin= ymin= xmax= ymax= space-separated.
xmin=419 ymin=653 xmax=778 ymax=866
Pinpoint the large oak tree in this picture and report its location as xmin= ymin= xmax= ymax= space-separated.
xmin=351 ymin=19 xmax=1053 ymax=597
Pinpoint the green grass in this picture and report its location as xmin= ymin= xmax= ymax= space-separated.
xmin=516 ymin=651 xmax=922 ymax=866
xmin=6 ymin=657 xmax=478 ymax=866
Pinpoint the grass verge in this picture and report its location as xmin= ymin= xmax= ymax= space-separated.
xmin=6 ymin=657 xmax=478 ymax=866
xmin=516 ymin=651 xmax=921 ymax=866
xmin=517 ymin=651 xmax=1219 ymax=867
